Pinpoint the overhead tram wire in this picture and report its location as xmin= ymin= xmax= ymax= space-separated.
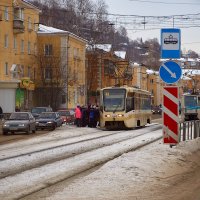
xmin=129 ymin=0 xmax=200 ymax=5
xmin=1 ymin=4 xmax=200 ymax=32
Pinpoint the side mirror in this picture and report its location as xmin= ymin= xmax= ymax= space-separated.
xmin=100 ymin=106 xmax=103 ymax=112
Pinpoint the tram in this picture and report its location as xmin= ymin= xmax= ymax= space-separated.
xmin=181 ymin=94 xmax=200 ymax=121
xmin=98 ymin=86 xmax=152 ymax=129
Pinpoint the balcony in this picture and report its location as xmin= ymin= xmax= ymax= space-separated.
xmin=13 ymin=19 xmax=25 ymax=34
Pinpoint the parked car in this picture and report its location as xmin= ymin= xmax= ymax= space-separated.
xmin=57 ymin=109 xmax=75 ymax=124
xmin=2 ymin=112 xmax=36 ymax=135
xmin=36 ymin=112 xmax=63 ymax=130
xmin=31 ymin=107 xmax=53 ymax=119
xmin=152 ymin=106 xmax=162 ymax=115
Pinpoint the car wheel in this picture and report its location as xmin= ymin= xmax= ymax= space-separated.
xmin=3 ymin=131 xmax=8 ymax=135
xmin=26 ymin=126 xmax=31 ymax=134
xmin=32 ymin=128 xmax=36 ymax=133
xmin=51 ymin=124 xmax=56 ymax=130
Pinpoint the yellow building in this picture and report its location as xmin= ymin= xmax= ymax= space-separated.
xmin=131 ymin=65 xmax=163 ymax=106
xmin=37 ymin=25 xmax=87 ymax=110
xmin=0 ymin=0 xmax=40 ymax=112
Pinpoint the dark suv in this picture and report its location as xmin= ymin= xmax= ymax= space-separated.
xmin=31 ymin=107 xmax=53 ymax=119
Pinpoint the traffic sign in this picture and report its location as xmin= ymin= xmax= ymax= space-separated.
xmin=161 ymin=28 xmax=181 ymax=59
xmin=159 ymin=61 xmax=182 ymax=84
xmin=163 ymin=86 xmax=180 ymax=144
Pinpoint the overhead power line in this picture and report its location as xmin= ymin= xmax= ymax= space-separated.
xmin=129 ymin=0 xmax=200 ymax=5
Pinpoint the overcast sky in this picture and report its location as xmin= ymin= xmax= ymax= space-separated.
xmin=104 ymin=0 xmax=200 ymax=54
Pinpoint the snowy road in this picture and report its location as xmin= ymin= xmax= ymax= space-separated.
xmin=0 ymin=124 xmax=162 ymax=199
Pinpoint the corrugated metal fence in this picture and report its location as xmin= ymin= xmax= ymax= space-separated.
xmin=179 ymin=120 xmax=200 ymax=142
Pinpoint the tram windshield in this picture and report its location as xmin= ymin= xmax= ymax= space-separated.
xmin=184 ymin=95 xmax=198 ymax=108
xmin=103 ymin=89 xmax=125 ymax=112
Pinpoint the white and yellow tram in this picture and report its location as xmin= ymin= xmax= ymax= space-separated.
xmin=98 ymin=86 xmax=152 ymax=129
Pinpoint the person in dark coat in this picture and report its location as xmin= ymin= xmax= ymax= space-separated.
xmin=0 ymin=106 xmax=3 ymax=120
xmin=81 ymin=106 xmax=88 ymax=127
xmin=88 ymin=106 xmax=95 ymax=127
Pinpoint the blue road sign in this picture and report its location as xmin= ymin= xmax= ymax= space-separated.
xmin=161 ymin=28 xmax=181 ymax=59
xmin=159 ymin=61 xmax=182 ymax=84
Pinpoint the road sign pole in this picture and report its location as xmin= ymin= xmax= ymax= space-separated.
xmin=163 ymin=86 xmax=180 ymax=145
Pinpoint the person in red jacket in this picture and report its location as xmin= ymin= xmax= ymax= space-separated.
xmin=75 ymin=105 xmax=82 ymax=127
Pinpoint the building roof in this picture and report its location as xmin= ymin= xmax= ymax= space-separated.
xmin=38 ymin=24 xmax=87 ymax=43
xmin=38 ymin=24 xmax=69 ymax=34
xmin=21 ymin=0 xmax=41 ymax=12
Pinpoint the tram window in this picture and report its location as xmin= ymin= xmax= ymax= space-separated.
xmin=126 ymin=97 xmax=134 ymax=112
xmin=142 ymin=97 xmax=151 ymax=110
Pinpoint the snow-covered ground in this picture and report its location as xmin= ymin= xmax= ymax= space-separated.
xmin=21 ymin=136 xmax=200 ymax=200
xmin=0 ymin=124 xmax=199 ymax=200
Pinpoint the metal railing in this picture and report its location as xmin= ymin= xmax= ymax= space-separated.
xmin=179 ymin=120 xmax=200 ymax=142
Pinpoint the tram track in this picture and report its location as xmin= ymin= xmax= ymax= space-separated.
xmin=0 ymin=127 xmax=162 ymax=200
xmin=0 ymin=124 xmax=162 ymax=179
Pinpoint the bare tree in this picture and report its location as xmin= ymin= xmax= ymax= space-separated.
xmin=35 ymin=46 xmax=68 ymax=111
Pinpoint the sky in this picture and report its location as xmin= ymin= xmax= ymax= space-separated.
xmin=103 ymin=0 xmax=200 ymax=54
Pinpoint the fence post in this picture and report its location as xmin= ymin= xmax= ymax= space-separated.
xmin=194 ymin=121 xmax=197 ymax=139
xmin=183 ymin=122 xmax=186 ymax=141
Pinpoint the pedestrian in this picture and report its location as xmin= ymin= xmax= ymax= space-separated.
xmin=89 ymin=105 xmax=95 ymax=127
xmin=95 ymin=105 xmax=100 ymax=127
xmin=0 ymin=106 xmax=3 ymax=120
xmin=81 ymin=106 xmax=88 ymax=127
xmin=75 ymin=105 xmax=82 ymax=127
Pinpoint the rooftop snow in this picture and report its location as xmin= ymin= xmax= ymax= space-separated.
xmin=114 ymin=51 xmax=126 ymax=59
xmin=38 ymin=24 xmax=68 ymax=34
xmin=86 ymin=44 xmax=112 ymax=52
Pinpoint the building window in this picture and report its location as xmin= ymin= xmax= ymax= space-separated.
xmin=21 ymin=65 xmax=24 ymax=77
xmin=34 ymin=43 xmax=37 ymax=55
xmin=44 ymin=67 xmax=52 ymax=79
xmin=4 ymin=7 xmax=9 ymax=21
xmin=44 ymin=44 xmax=53 ymax=56
xmin=21 ymin=40 xmax=24 ymax=53
xmin=4 ymin=62 xmax=9 ymax=75
xmin=28 ymin=66 xmax=31 ymax=78
xmin=28 ymin=17 xmax=32 ymax=30
xmin=14 ymin=8 xmax=24 ymax=20
xmin=4 ymin=34 xmax=8 ymax=48
xmin=14 ymin=36 xmax=17 ymax=49
xmin=34 ymin=19 xmax=38 ymax=31
xmin=20 ymin=9 xmax=24 ymax=21
xmin=28 ymin=41 xmax=31 ymax=54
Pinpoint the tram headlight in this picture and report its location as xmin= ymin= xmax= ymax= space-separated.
xmin=117 ymin=114 xmax=124 ymax=117
xmin=105 ymin=114 xmax=111 ymax=117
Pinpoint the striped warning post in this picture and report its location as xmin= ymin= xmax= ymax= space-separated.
xmin=163 ymin=86 xmax=180 ymax=144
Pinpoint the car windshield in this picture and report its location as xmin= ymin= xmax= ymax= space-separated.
xmin=39 ymin=113 xmax=56 ymax=119
xmin=10 ymin=113 xmax=29 ymax=120
xmin=58 ymin=111 xmax=70 ymax=116
xmin=31 ymin=108 xmax=47 ymax=114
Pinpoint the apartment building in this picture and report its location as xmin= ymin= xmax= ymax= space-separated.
xmin=0 ymin=0 xmax=40 ymax=112
xmin=37 ymin=25 xmax=87 ymax=110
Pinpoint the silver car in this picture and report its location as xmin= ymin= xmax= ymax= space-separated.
xmin=2 ymin=112 xmax=36 ymax=135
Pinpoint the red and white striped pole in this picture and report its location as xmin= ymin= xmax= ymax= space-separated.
xmin=163 ymin=86 xmax=180 ymax=144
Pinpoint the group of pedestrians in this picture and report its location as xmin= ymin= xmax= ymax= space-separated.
xmin=75 ymin=104 xmax=100 ymax=128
